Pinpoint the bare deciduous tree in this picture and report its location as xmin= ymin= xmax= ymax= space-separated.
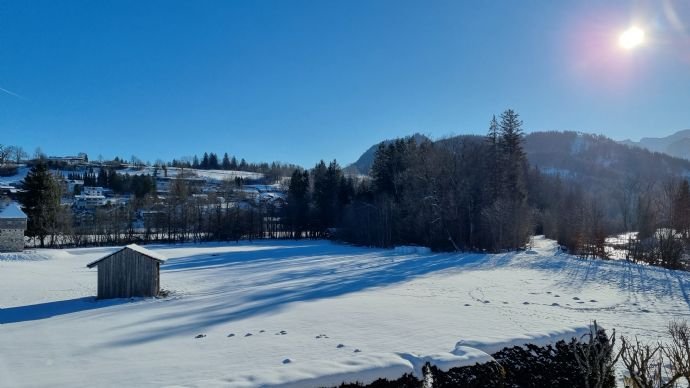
xmin=0 ymin=144 xmax=11 ymax=165
xmin=620 ymin=331 xmax=685 ymax=388
xmin=666 ymin=320 xmax=690 ymax=385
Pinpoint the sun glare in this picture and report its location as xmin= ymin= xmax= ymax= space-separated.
xmin=619 ymin=26 xmax=645 ymax=50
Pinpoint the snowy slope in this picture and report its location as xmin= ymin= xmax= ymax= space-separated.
xmin=0 ymin=165 xmax=264 ymax=187
xmin=0 ymin=165 xmax=29 ymax=186
xmin=1 ymin=237 xmax=688 ymax=387
xmin=119 ymin=166 xmax=263 ymax=181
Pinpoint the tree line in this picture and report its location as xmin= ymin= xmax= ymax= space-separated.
xmin=168 ymin=152 xmax=299 ymax=182
xmin=67 ymin=168 xmax=156 ymax=198
xmin=12 ymin=109 xmax=690 ymax=271
xmin=282 ymin=109 xmax=690 ymax=270
xmin=282 ymin=109 xmax=531 ymax=252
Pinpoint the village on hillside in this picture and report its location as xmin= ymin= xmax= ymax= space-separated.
xmin=0 ymin=152 xmax=289 ymax=249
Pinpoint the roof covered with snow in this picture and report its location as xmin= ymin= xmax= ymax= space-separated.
xmin=86 ymin=244 xmax=166 ymax=268
xmin=0 ymin=202 xmax=27 ymax=219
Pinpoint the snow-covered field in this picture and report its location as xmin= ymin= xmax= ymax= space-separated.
xmin=119 ymin=166 xmax=264 ymax=182
xmin=0 ymin=165 xmax=29 ymax=186
xmin=0 ymin=165 xmax=263 ymax=187
xmin=1 ymin=237 xmax=688 ymax=387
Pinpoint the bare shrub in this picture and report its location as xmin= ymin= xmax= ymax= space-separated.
xmin=619 ymin=333 xmax=684 ymax=388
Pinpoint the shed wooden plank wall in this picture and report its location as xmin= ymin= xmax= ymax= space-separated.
xmin=96 ymin=249 xmax=160 ymax=299
xmin=0 ymin=218 xmax=27 ymax=252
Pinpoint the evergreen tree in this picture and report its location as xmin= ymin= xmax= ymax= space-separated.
xmin=209 ymin=153 xmax=219 ymax=169
xmin=311 ymin=161 xmax=329 ymax=231
xmin=19 ymin=163 xmax=63 ymax=247
xmin=310 ymin=160 xmax=346 ymax=233
xmin=371 ymin=143 xmax=393 ymax=196
xmin=201 ymin=153 xmax=210 ymax=169
xmin=371 ymin=138 xmax=416 ymax=201
xmin=499 ymin=109 xmax=527 ymax=201
xmin=97 ymin=167 xmax=108 ymax=187
xmin=486 ymin=115 xmax=502 ymax=202
xmin=109 ymin=170 xmax=123 ymax=192
xmin=230 ymin=156 xmax=238 ymax=170
xmin=287 ymin=169 xmax=310 ymax=238
xmin=222 ymin=153 xmax=231 ymax=170
xmin=338 ymin=175 xmax=355 ymax=211
xmin=672 ymin=180 xmax=690 ymax=238
xmin=498 ymin=109 xmax=530 ymax=248
xmin=325 ymin=160 xmax=344 ymax=225
xmin=192 ymin=155 xmax=200 ymax=169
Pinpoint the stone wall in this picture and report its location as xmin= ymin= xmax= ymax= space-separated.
xmin=0 ymin=218 xmax=26 ymax=252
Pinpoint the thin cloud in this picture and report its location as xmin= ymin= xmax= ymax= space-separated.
xmin=0 ymin=86 xmax=27 ymax=100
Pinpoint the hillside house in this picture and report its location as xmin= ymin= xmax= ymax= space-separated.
xmin=0 ymin=202 xmax=27 ymax=252
xmin=65 ymin=179 xmax=84 ymax=194
xmin=47 ymin=155 xmax=87 ymax=165
xmin=74 ymin=186 xmax=107 ymax=209
xmin=86 ymin=244 xmax=167 ymax=299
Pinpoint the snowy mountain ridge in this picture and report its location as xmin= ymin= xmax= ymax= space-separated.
xmin=620 ymin=129 xmax=690 ymax=160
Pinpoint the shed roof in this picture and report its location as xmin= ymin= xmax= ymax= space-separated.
xmin=86 ymin=244 xmax=167 ymax=268
xmin=0 ymin=202 xmax=27 ymax=219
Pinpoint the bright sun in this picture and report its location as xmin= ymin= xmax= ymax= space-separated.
xmin=619 ymin=26 xmax=645 ymax=50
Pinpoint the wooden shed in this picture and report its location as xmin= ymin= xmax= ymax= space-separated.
xmin=0 ymin=201 xmax=27 ymax=252
xmin=86 ymin=244 xmax=166 ymax=299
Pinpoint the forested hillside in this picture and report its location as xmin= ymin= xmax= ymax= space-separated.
xmin=349 ymin=131 xmax=690 ymax=183
xmin=332 ymin=121 xmax=690 ymax=270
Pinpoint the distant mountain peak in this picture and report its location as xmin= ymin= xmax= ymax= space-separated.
xmin=622 ymin=129 xmax=690 ymax=160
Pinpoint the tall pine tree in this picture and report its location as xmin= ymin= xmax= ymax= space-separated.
xmin=222 ymin=153 xmax=231 ymax=170
xmin=498 ymin=109 xmax=530 ymax=248
xmin=19 ymin=163 xmax=63 ymax=247
xmin=201 ymin=152 xmax=210 ymax=169
xmin=287 ymin=169 xmax=310 ymax=238
xmin=209 ymin=153 xmax=219 ymax=169
xmin=499 ymin=109 xmax=527 ymax=203
xmin=486 ymin=115 xmax=502 ymax=202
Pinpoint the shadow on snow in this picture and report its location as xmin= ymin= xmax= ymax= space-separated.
xmin=105 ymin=242 xmax=487 ymax=347
xmin=102 ymin=242 xmax=690 ymax=347
xmin=0 ymin=297 xmax=129 ymax=324
xmin=5 ymin=240 xmax=689 ymax=347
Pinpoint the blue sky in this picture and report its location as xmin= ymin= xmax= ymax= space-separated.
xmin=1 ymin=1 xmax=689 ymax=167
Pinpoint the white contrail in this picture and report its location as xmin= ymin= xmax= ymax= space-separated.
xmin=0 ymin=86 xmax=26 ymax=100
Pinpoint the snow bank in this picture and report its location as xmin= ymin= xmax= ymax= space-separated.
xmin=455 ymin=325 xmax=593 ymax=356
xmin=260 ymin=354 xmax=415 ymax=388
xmin=398 ymin=346 xmax=494 ymax=376
xmin=269 ymin=325 xmax=592 ymax=387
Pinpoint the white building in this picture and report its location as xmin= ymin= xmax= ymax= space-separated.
xmin=74 ymin=187 xmax=107 ymax=209
xmin=82 ymin=186 xmax=105 ymax=196
xmin=47 ymin=155 xmax=87 ymax=165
